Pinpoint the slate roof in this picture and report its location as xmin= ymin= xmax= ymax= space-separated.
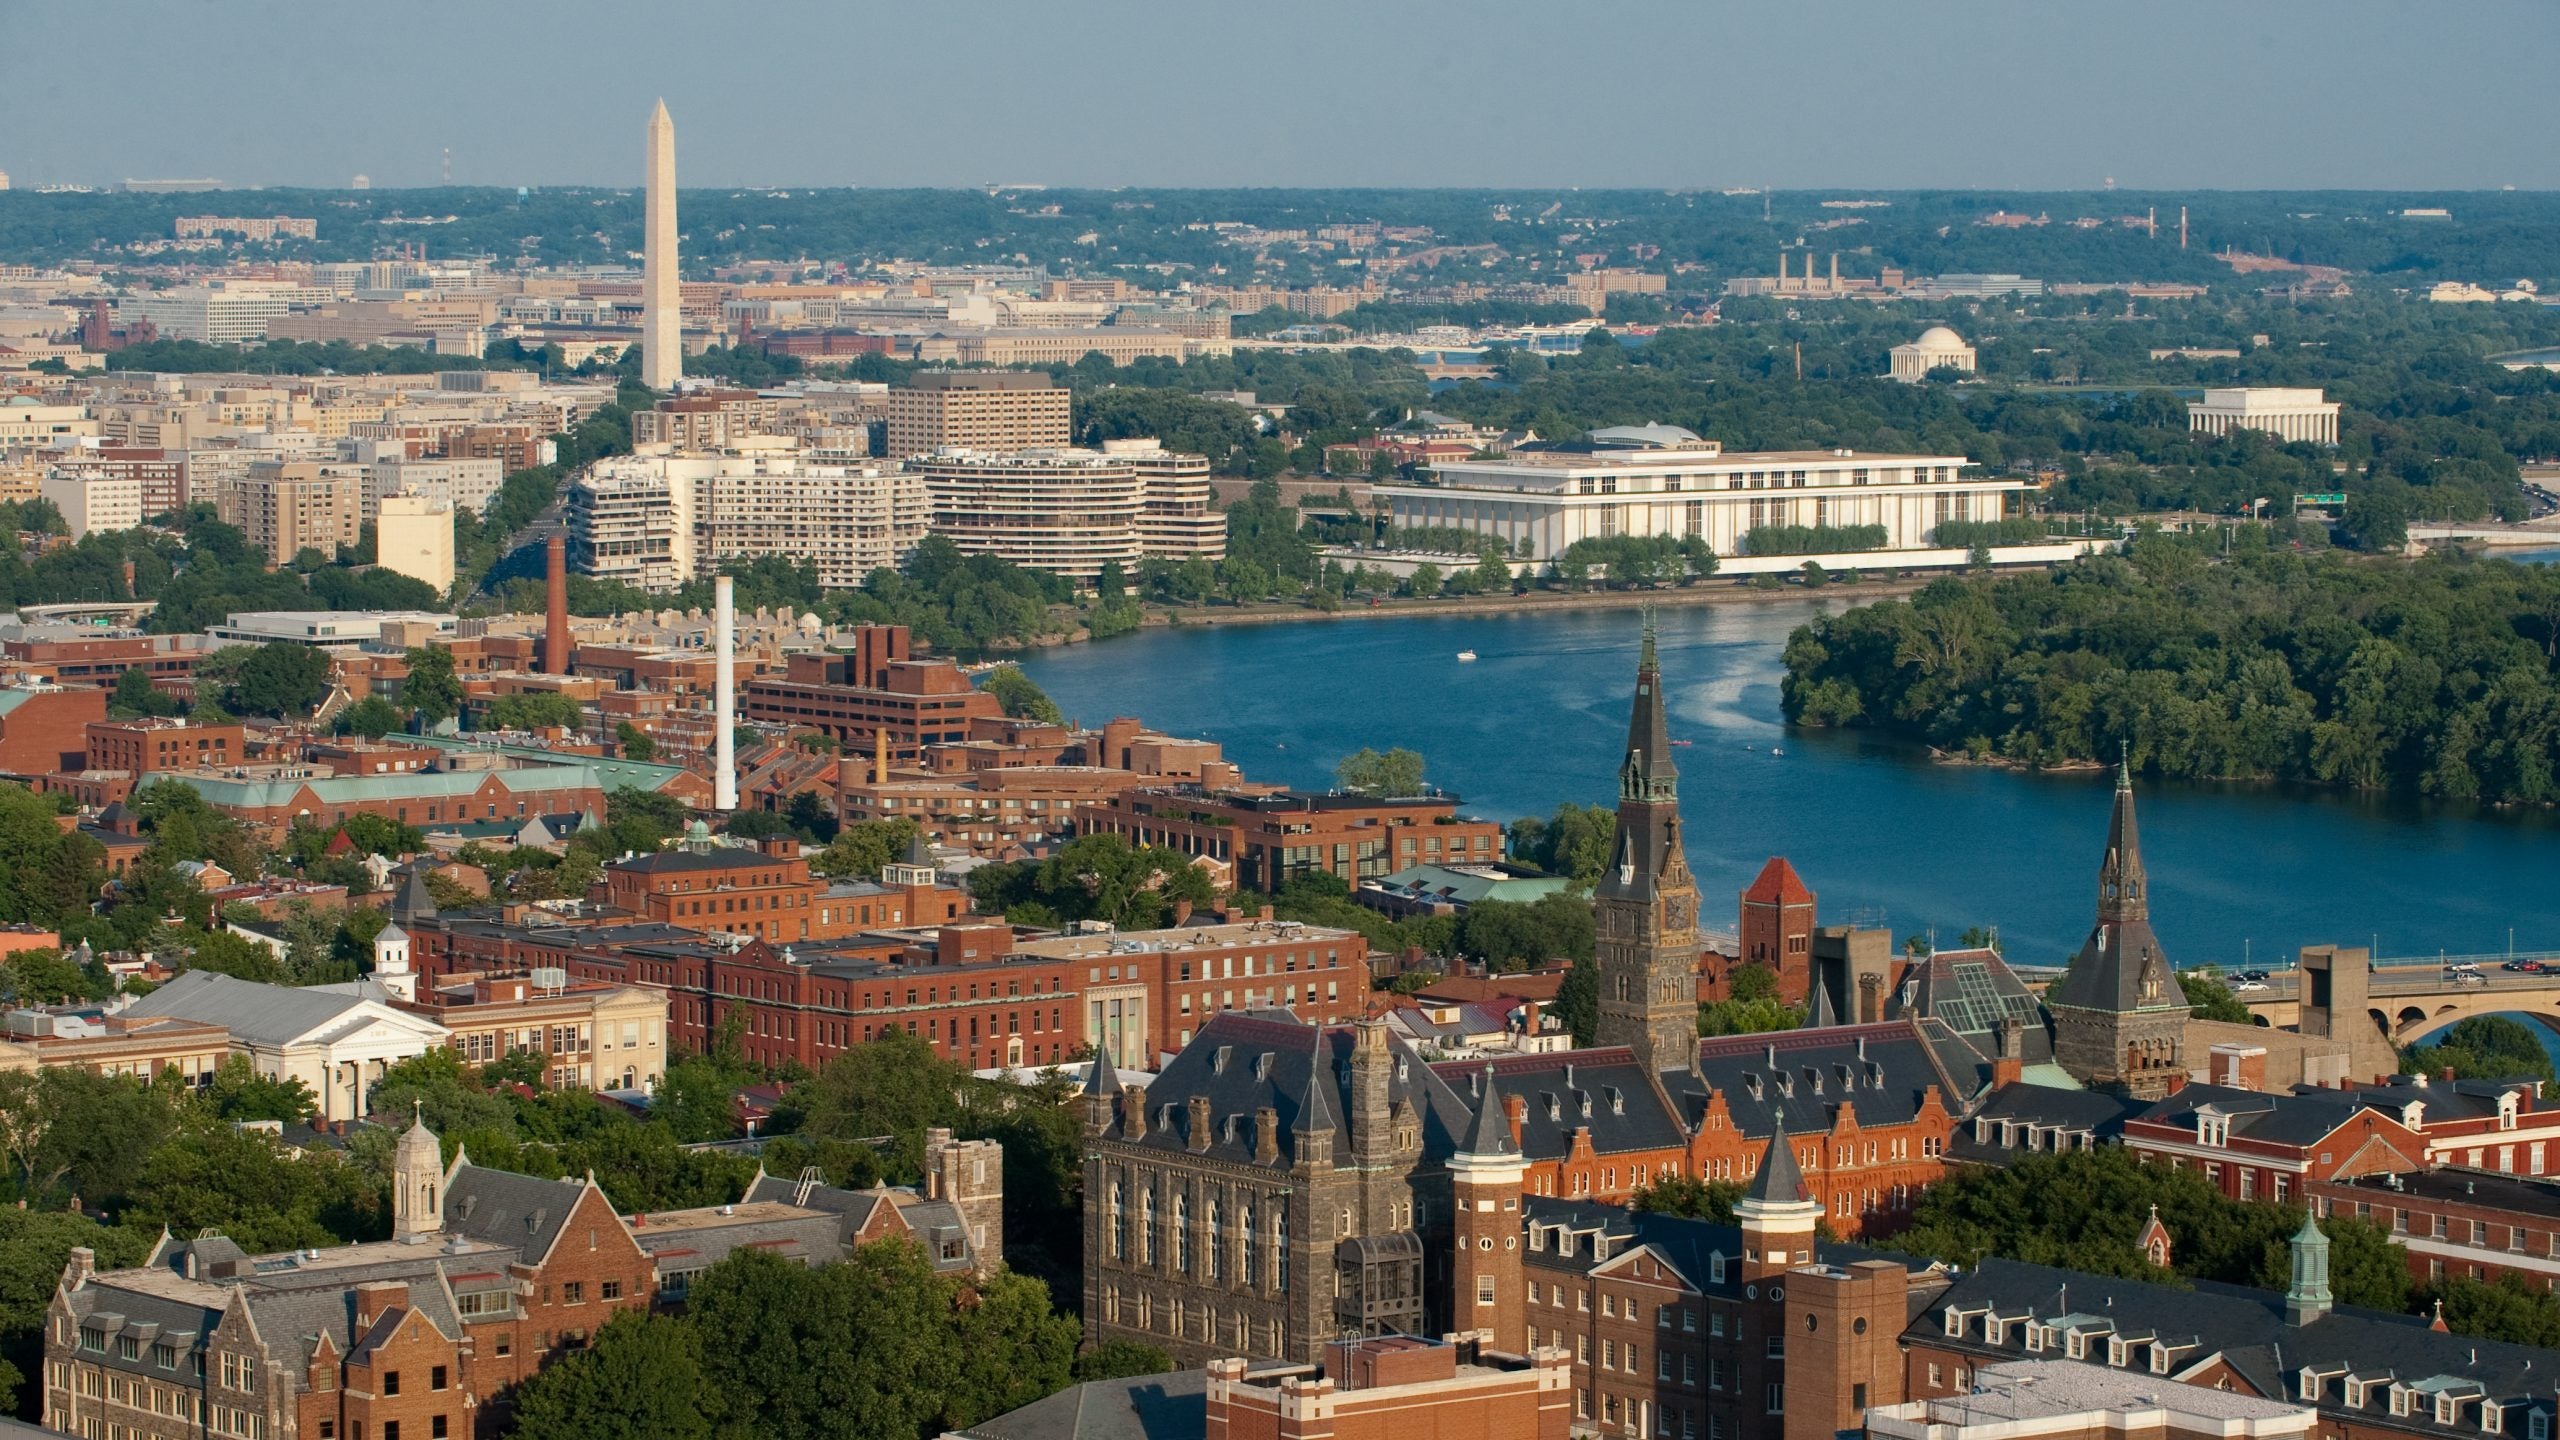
xmin=1923 ymin=1256 xmax=2560 ymax=1435
xmin=1948 ymin=1082 xmax=2147 ymax=1164
xmin=121 ymin=970 xmax=444 ymax=1049
xmin=954 ymin=1368 xmax=1220 ymax=1440
xmin=613 ymin=846 xmax=773 ymax=875
xmin=1518 ymin=1196 xmax=1925 ymax=1308
xmin=1432 ymin=1048 xmax=1688 ymax=1160
xmin=1663 ymin=1020 xmax=1970 ymax=1141
xmin=443 ymin=1160 xmax=597 ymax=1262
xmin=2051 ymin=767 xmax=2181 ymax=1017
xmin=1114 ymin=1012 xmax=1474 ymax=1168
xmin=2131 ymin=1083 xmax=2420 ymax=1152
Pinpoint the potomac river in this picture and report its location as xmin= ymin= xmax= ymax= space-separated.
xmin=1017 ymin=598 xmax=2560 ymax=970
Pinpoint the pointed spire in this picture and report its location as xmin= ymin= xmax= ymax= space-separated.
xmin=1617 ymin=608 xmax=1677 ymax=803
xmin=2285 ymin=1211 xmax=2334 ymax=1325
xmin=1461 ymin=1065 xmax=1515 ymax=1157
xmin=2099 ymin=756 xmax=2146 ymax=924
xmin=1746 ymin=1123 xmax=1806 ymax=1208
xmin=1804 ymin=975 xmax=1838 ymax=1029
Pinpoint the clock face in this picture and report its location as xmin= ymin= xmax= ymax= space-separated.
xmin=1664 ymin=898 xmax=1692 ymax=930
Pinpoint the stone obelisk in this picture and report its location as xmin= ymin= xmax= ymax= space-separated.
xmin=642 ymin=98 xmax=681 ymax=390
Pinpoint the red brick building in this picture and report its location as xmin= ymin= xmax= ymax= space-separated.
xmin=0 ymin=685 xmax=105 ymax=775
xmin=84 ymin=717 xmax=245 ymax=775
xmin=600 ymin=827 xmax=960 ymax=945
xmin=1736 ymin=857 xmax=1815 ymax=1004
xmin=2311 ymin=1167 xmax=2560 ymax=1290
xmin=2122 ymin=1077 xmax=2560 ymax=1205
xmin=46 ymin=1123 xmax=656 ymax=1440
xmin=0 ymin=631 xmax=209 ymax=691
xmin=1076 ymin=787 xmax=1507 ymax=893
xmin=741 ymin=626 xmax=1004 ymax=764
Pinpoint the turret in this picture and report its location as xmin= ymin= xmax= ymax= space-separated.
xmin=393 ymin=1107 xmax=443 ymax=1243
xmin=1736 ymin=1123 xmax=1823 ymax=1280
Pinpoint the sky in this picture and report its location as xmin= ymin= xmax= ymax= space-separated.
xmin=2 ymin=0 xmax=2552 ymax=192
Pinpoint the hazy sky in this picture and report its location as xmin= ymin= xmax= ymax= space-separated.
xmin=3 ymin=0 xmax=2550 ymax=192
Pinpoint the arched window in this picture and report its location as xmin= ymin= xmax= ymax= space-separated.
xmin=1109 ymin=1179 xmax=1126 ymax=1260
xmin=1140 ymin=1183 xmax=1157 ymax=1266
xmin=1275 ymin=1204 xmax=1289 ymax=1293
xmin=1241 ymin=1201 xmax=1259 ymax=1287
xmin=1207 ymin=1197 xmax=1223 ymax=1282
xmin=1173 ymin=1192 xmax=1191 ymax=1274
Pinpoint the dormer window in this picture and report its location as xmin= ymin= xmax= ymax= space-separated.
xmin=2197 ymin=1112 xmax=2230 ymax=1147
xmin=2529 ymin=1409 xmax=2550 ymax=1440
xmin=2485 ymin=1402 xmax=2507 ymax=1435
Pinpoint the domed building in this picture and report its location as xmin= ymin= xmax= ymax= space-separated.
xmin=1888 ymin=324 xmax=1977 ymax=382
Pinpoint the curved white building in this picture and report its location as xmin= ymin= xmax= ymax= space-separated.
xmin=914 ymin=447 xmax=1147 ymax=584
xmin=1888 ymin=325 xmax=1977 ymax=382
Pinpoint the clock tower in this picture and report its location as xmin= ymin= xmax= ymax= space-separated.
xmin=1593 ymin=608 xmax=1704 ymax=1075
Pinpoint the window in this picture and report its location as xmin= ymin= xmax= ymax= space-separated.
xmin=432 ymin=1420 xmax=448 ymax=1440
xmin=430 ymin=1366 xmax=447 ymax=1391
xmin=384 ymin=1371 xmax=400 ymax=1397
xmin=601 ymin=1280 xmax=623 ymax=1301
xmin=562 ymin=1281 xmax=585 ymax=1304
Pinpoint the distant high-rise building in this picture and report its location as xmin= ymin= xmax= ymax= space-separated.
xmin=642 ymin=99 xmax=681 ymax=390
xmin=351 ymin=173 xmax=369 ymax=190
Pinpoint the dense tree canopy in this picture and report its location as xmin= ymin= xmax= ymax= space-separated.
xmin=1784 ymin=543 xmax=2560 ymax=802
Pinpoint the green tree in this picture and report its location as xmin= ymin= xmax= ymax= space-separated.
xmin=1334 ymin=746 xmax=1428 ymax=797
xmin=1074 ymin=1338 xmax=1175 ymax=1382
xmin=1405 ymin=562 xmax=1444 ymax=599
xmin=1630 ymin=1174 xmax=1746 ymax=1223
xmin=982 ymin=665 xmax=1064 ymax=725
xmin=811 ymin=819 xmax=920 ymax=881
xmin=203 ymin=1054 xmax=318 ymax=1123
xmin=505 ymin=1310 xmax=711 ymax=1440
xmin=228 ymin=644 xmax=333 ymax=718
xmin=109 ymin=665 xmax=182 ymax=719
xmin=488 ymin=691 xmax=585 ymax=732
xmin=2402 ymin=1016 xmax=2557 ymax=1087
xmin=616 ymin=721 xmax=656 ymax=761
xmin=402 ymin=645 xmax=462 ymax=724
xmin=692 ymin=1244 xmax=958 ymax=1440
xmin=1696 ymin=997 xmax=1803 ymax=1037
xmin=337 ymin=695 xmax=404 ymax=740
xmin=2179 ymin=968 xmax=2253 ymax=1024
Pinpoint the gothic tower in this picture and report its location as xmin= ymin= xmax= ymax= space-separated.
xmin=2050 ymin=757 xmax=2189 ymax=1097
xmin=1593 ymin=609 xmax=1704 ymax=1075
xmin=392 ymin=1109 xmax=443 ymax=1244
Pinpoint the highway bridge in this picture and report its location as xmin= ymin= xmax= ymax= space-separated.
xmin=2236 ymin=951 xmax=2560 ymax=1043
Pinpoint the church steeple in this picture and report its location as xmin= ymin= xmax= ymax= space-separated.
xmin=2099 ymin=744 xmax=2146 ymax=924
xmin=2050 ymin=757 xmax=2187 ymax=1097
xmin=1593 ymin=608 xmax=1702 ymax=1075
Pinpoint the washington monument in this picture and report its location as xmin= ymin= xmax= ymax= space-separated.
xmin=642 ymin=98 xmax=680 ymax=390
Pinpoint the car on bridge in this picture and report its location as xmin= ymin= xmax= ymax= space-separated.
xmin=2503 ymin=959 xmax=2546 ymax=973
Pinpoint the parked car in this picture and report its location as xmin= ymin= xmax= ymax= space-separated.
xmin=2230 ymin=978 xmax=2272 ymax=993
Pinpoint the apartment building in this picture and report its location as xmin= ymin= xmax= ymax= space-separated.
xmin=567 ymin=443 xmax=929 ymax=591
xmin=1104 ymin=438 xmax=1227 ymax=560
xmin=1076 ymin=788 xmax=1507 ymax=894
xmin=37 ymin=468 xmax=145 ymax=539
xmin=368 ymin=454 xmax=504 ymax=519
xmin=884 ymin=372 xmax=1072 ymax=458
xmin=222 ymin=458 xmax=364 ymax=563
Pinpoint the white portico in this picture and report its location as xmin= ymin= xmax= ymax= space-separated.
xmin=120 ymin=969 xmax=450 ymax=1121
xmin=1377 ymin=429 xmax=2016 ymax=561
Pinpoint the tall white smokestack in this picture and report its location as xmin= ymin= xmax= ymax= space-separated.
xmin=714 ymin=575 xmax=737 ymax=811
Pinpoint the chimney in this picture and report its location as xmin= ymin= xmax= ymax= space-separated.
xmin=63 ymin=1246 xmax=93 ymax=1291
xmin=714 ymin=575 xmax=738 ymax=811
xmin=544 ymin=535 xmax=571 ymax=676
xmin=1172 ymin=898 xmax=1194 ymax=927
xmin=1255 ymin=1106 xmax=1279 ymax=1163
xmin=353 ymin=1281 xmax=410 ymax=1333
xmin=1828 ymin=252 xmax=1839 ymax=291
xmin=1124 ymin=1082 xmax=1148 ymax=1140
xmin=1188 ymin=1095 xmax=1213 ymax=1152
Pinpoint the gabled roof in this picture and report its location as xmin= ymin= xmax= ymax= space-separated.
xmin=443 ymin=1162 xmax=595 ymax=1263
xmin=121 ymin=970 xmax=447 ymax=1050
xmin=1432 ymin=1048 xmax=1688 ymax=1160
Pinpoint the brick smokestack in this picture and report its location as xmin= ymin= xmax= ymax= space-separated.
xmin=544 ymin=534 xmax=571 ymax=676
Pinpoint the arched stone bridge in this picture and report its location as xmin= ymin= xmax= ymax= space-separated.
xmin=2240 ymin=962 xmax=2560 ymax=1045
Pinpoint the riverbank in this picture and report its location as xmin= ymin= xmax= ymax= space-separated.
xmin=1119 ymin=573 xmax=1942 ymax=634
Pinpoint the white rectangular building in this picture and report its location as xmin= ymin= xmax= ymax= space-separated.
xmin=128 ymin=285 xmax=294 ymax=344
xmin=374 ymin=492 xmax=456 ymax=594
xmin=38 ymin=469 xmax=145 ymax=540
xmin=366 ymin=455 xmax=505 ymax=520
xmin=2187 ymin=387 xmax=2340 ymax=446
xmin=567 ymin=439 xmax=931 ymax=592
xmin=1379 ymin=435 xmax=2016 ymax=561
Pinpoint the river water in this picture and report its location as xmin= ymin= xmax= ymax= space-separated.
xmin=1018 ymin=600 xmax=2560 ymax=971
